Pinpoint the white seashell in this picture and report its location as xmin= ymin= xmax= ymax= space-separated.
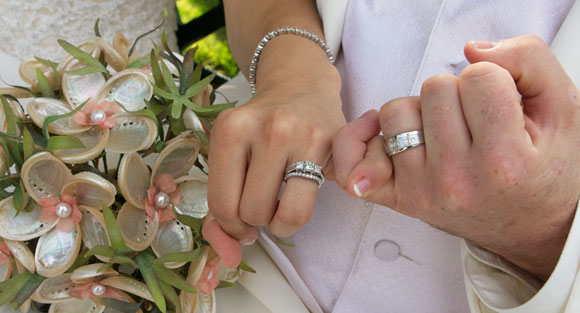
xmin=71 ymin=263 xmax=118 ymax=284
xmin=4 ymin=240 xmax=35 ymax=273
xmin=117 ymin=202 xmax=158 ymax=251
xmin=0 ymin=255 xmax=11 ymax=282
xmin=52 ymin=128 xmax=110 ymax=164
xmin=180 ymin=291 xmax=216 ymax=313
xmin=28 ymin=98 xmax=90 ymax=135
xmin=106 ymin=113 xmax=157 ymax=153
xmin=79 ymin=206 xmax=110 ymax=262
xmin=60 ymin=172 xmax=116 ymax=208
xmin=19 ymin=60 xmax=59 ymax=90
xmin=100 ymin=275 xmax=154 ymax=302
xmin=35 ymin=225 xmax=82 ymax=277
xmin=0 ymin=197 xmax=57 ymax=241
xmin=151 ymin=220 xmax=193 ymax=269
xmin=174 ymin=175 xmax=209 ymax=219
xmin=151 ymin=137 xmax=201 ymax=182
xmin=48 ymin=298 xmax=104 ymax=313
xmin=112 ymin=32 xmax=130 ymax=63
xmin=96 ymin=69 xmax=153 ymax=112
xmin=62 ymin=61 xmax=106 ymax=109
xmin=217 ymin=266 xmax=239 ymax=283
xmin=57 ymin=42 xmax=102 ymax=73
xmin=186 ymin=246 xmax=209 ymax=287
xmin=32 ymin=273 xmax=78 ymax=303
xmin=21 ymin=152 xmax=72 ymax=204
xmin=183 ymin=109 xmax=205 ymax=133
xmin=117 ymin=153 xmax=150 ymax=210
xmin=95 ymin=37 xmax=127 ymax=72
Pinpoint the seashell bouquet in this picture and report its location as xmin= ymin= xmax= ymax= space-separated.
xmin=0 ymin=17 xmax=251 ymax=313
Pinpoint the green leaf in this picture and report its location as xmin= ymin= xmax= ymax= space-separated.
xmin=21 ymin=197 xmax=36 ymax=213
xmin=153 ymin=248 xmax=201 ymax=265
xmin=179 ymin=48 xmax=197 ymax=96
xmin=217 ymin=281 xmax=236 ymax=289
xmin=154 ymin=141 xmax=165 ymax=153
xmin=95 ymin=298 xmax=141 ymax=313
xmin=102 ymin=205 xmax=132 ymax=255
xmin=43 ymin=99 xmax=89 ymax=138
xmin=109 ymin=255 xmax=138 ymax=268
xmin=10 ymin=274 xmax=44 ymax=311
xmin=153 ymin=264 xmax=196 ymax=294
xmin=68 ymin=247 xmax=90 ymax=272
xmin=94 ymin=18 xmax=101 ymax=37
xmin=35 ymin=68 xmax=55 ymax=98
xmin=184 ymin=73 xmax=215 ymax=99
xmin=172 ymin=210 xmax=203 ymax=235
xmin=97 ymin=263 xmax=114 ymax=273
xmin=169 ymin=115 xmax=186 ymax=136
xmin=159 ymin=280 xmax=182 ymax=313
xmin=34 ymin=57 xmax=60 ymax=87
xmin=128 ymin=14 xmax=166 ymax=57
xmin=66 ymin=66 xmax=107 ymax=76
xmin=192 ymin=60 xmax=203 ymax=86
xmin=1 ymin=96 xmax=18 ymax=137
xmin=0 ymin=77 xmax=37 ymax=97
xmin=159 ymin=60 xmax=178 ymax=94
xmin=161 ymin=32 xmax=181 ymax=73
xmin=239 ymin=261 xmax=256 ymax=274
xmin=152 ymin=84 xmax=176 ymax=100
xmin=127 ymin=55 xmax=150 ymax=69
xmin=150 ymin=50 xmax=164 ymax=88
xmin=171 ymin=97 xmax=184 ymax=119
xmin=274 ymin=236 xmax=296 ymax=247
xmin=0 ymin=272 xmax=33 ymax=306
xmin=136 ymin=252 xmax=166 ymax=313
xmin=22 ymin=128 xmax=34 ymax=161
xmin=84 ymin=245 xmax=115 ymax=259
xmin=46 ymin=136 xmax=85 ymax=151
xmin=13 ymin=181 xmax=30 ymax=213
xmin=186 ymin=102 xmax=236 ymax=119
xmin=58 ymin=39 xmax=108 ymax=73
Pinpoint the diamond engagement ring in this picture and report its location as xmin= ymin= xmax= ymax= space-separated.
xmin=284 ymin=161 xmax=325 ymax=188
xmin=385 ymin=130 xmax=425 ymax=157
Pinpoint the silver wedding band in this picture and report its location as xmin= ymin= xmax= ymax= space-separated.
xmin=284 ymin=161 xmax=325 ymax=188
xmin=385 ymin=130 xmax=425 ymax=157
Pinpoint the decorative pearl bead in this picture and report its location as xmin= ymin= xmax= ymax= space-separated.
xmin=89 ymin=110 xmax=107 ymax=123
xmin=154 ymin=192 xmax=171 ymax=209
xmin=91 ymin=284 xmax=106 ymax=297
xmin=55 ymin=203 xmax=72 ymax=218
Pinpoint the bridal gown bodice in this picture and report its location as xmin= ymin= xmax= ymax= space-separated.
xmin=0 ymin=0 xmax=177 ymax=61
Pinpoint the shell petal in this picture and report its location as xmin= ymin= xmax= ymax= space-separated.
xmin=117 ymin=153 xmax=150 ymax=210
xmin=52 ymin=128 xmax=109 ymax=164
xmin=62 ymin=60 xmax=106 ymax=109
xmin=183 ymin=109 xmax=205 ymax=133
xmin=106 ymin=113 xmax=157 ymax=153
xmin=35 ymin=225 xmax=82 ymax=277
xmin=186 ymin=246 xmax=210 ymax=286
xmin=151 ymin=137 xmax=201 ymax=181
xmin=100 ymin=275 xmax=154 ymax=301
xmin=19 ymin=60 xmax=59 ymax=90
xmin=79 ymin=206 xmax=110 ymax=262
xmin=61 ymin=172 xmax=116 ymax=208
xmin=151 ymin=220 xmax=193 ymax=269
xmin=174 ymin=175 xmax=209 ymax=219
xmin=117 ymin=202 xmax=158 ymax=251
xmin=33 ymin=273 xmax=78 ymax=303
xmin=96 ymin=69 xmax=153 ymax=112
xmin=112 ymin=32 xmax=130 ymax=63
xmin=4 ymin=240 xmax=35 ymax=273
xmin=95 ymin=37 xmax=127 ymax=72
xmin=49 ymin=298 xmax=104 ymax=313
xmin=180 ymin=291 xmax=216 ymax=313
xmin=21 ymin=152 xmax=72 ymax=204
xmin=71 ymin=263 xmax=118 ymax=284
xmin=28 ymin=98 xmax=90 ymax=135
xmin=0 ymin=197 xmax=57 ymax=241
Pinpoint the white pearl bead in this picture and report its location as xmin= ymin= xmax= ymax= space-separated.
xmin=91 ymin=284 xmax=106 ymax=297
xmin=55 ymin=203 xmax=72 ymax=218
xmin=154 ymin=192 xmax=171 ymax=209
xmin=89 ymin=110 xmax=107 ymax=123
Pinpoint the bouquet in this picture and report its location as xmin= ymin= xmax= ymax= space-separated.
xmin=0 ymin=17 xmax=252 ymax=313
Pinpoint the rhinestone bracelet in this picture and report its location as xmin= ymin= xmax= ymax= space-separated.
xmin=248 ymin=27 xmax=335 ymax=95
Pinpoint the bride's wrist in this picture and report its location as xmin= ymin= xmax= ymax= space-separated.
xmin=252 ymin=35 xmax=341 ymax=100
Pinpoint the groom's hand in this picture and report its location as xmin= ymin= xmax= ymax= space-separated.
xmin=333 ymin=35 xmax=580 ymax=280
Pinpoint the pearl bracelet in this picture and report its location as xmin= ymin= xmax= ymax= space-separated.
xmin=248 ymin=27 xmax=335 ymax=95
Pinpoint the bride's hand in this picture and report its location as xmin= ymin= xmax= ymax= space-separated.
xmin=203 ymin=38 xmax=345 ymax=267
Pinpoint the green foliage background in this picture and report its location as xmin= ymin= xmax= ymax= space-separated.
xmin=176 ymin=0 xmax=239 ymax=77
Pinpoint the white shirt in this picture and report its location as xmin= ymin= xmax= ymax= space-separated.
xmin=263 ymin=1 xmax=579 ymax=313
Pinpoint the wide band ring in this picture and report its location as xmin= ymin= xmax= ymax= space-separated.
xmin=284 ymin=161 xmax=325 ymax=188
xmin=385 ymin=130 xmax=425 ymax=157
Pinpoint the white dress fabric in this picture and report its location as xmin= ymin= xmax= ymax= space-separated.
xmin=267 ymin=1 xmax=576 ymax=313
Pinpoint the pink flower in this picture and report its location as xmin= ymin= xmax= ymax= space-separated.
xmin=0 ymin=241 xmax=12 ymax=273
xmin=198 ymin=256 xmax=221 ymax=295
xmin=39 ymin=194 xmax=83 ymax=232
xmin=145 ymin=174 xmax=182 ymax=223
xmin=69 ymin=282 xmax=125 ymax=303
xmin=72 ymin=98 xmax=121 ymax=129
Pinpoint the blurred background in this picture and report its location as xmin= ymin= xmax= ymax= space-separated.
xmin=176 ymin=0 xmax=239 ymax=78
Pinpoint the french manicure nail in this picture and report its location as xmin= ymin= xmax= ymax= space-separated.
xmin=239 ymin=238 xmax=256 ymax=246
xmin=472 ymin=40 xmax=498 ymax=50
xmin=353 ymin=178 xmax=370 ymax=197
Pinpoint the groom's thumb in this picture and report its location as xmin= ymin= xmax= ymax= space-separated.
xmin=464 ymin=35 xmax=577 ymax=127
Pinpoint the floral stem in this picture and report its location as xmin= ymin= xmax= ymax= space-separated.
xmin=0 ymin=173 xmax=20 ymax=182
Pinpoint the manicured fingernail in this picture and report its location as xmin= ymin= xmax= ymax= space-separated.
xmin=357 ymin=110 xmax=375 ymax=120
xmin=239 ymin=238 xmax=256 ymax=246
xmin=472 ymin=40 xmax=498 ymax=50
xmin=353 ymin=178 xmax=370 ymax=197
